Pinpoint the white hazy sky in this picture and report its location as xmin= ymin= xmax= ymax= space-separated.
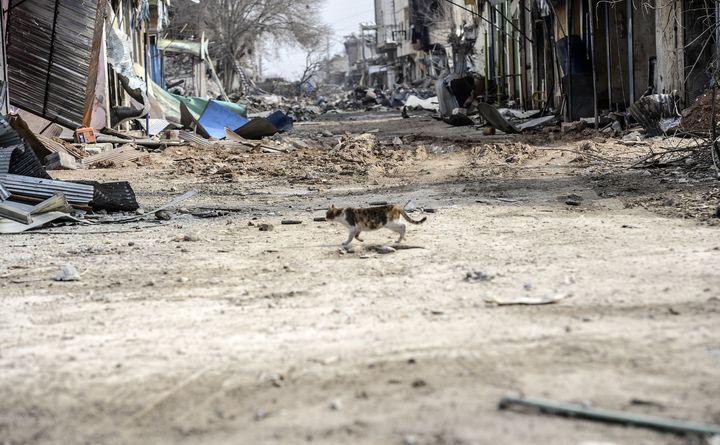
xmin=262 ymin=0 xmax=375 ymax=80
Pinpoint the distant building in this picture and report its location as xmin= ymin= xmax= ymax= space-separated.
xmin=371 ymin=0 xmax=717 ymax=117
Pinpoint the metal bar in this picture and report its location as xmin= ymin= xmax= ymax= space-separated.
xmin=42 ymin=0 xmax=61 ymax=117
xmin=589 ymin=0 xmax=599 ymax=128
xmin=566 ymin=0 xmax=573 ymax=121
xmin=519 ymin=0 xmax=527 ymax=109
xmin=144 ymin=26 xmax=150 ymax=137
xmin=499 ymin=395 xmax=720 ymax=436
xmin=605 ymin=0 xmax=612 ymax=109
xmin=627 ymin=0 xmax=635 ymax=103
xmin=0 ymin=182 xmax=9 ymax=200
xmin=0 ymin=201 xmax=31 ymax=224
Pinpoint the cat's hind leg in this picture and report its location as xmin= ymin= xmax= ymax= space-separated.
xmin=386 ymin=222 xmax=406 ymax=243
xmin=355 ymin=230 xmax=364 ymax=242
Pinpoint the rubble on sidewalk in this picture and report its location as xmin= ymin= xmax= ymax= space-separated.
xmin=0 ymin=116 xmax=150 ymax=233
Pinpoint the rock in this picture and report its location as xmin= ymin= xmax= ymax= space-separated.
xmin=392 ymin=137 xmax=403 ymax=146
xmin=155 ymin=210 xmax=172 ymax=221
xmin=411 ymin=379 xmax=427 ymax=388
xmin=370 ymin=245 xmax=396 ymax=254
xmin=321 ymin=130 xmax=334 ymax=137
xmin=55 ymin=264 xmax=80 ymax=282
xmin=281 ymin=220 xmax=302 ymax=225
xmin=483 ymin=126 xmax=496 ymax=136
xmin=258 ymin=223 xmax=274 ymax=232
xmin=464 ymin=271 xmax=494 ymax=282
xmin=622 ymin=131 xmax=643 ymax=142
xmin=314 ymin=217 xmax=327 ymax=222
xmin=562 ymin=194 xmax=583 ymax=206
xmin=183 ymin=234 xmax=200 ymax=242
xmin=329 ymin=398 xmax=343 ymax=411
xmin=561 ymin=121 xmax=587 ymax=133
xmin=403 ymin=434 xmax=419 ymax=445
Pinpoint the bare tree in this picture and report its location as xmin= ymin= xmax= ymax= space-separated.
xmin=169 ymin=0 xmax=329 ymax=92
xmin=295 ymin=48 xmax=326 ymax=96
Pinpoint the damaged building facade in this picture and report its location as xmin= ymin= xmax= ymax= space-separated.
xmin=371 ymin=0 xmax=718 ymax=117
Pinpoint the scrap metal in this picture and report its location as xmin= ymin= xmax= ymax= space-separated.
xmin=499 ymin=395 xmax=720 ymax=436
xmin=0 ymin=174 xmax=94 ymax=205
xmin=5 ymin=0 xmax=106 ymax=128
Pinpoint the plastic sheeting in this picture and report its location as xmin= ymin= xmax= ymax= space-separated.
xmin=106 ymin=5 xmax=149 ymax=120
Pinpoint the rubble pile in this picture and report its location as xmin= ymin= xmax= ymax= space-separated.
xmin=680 ymin=89 xmax=720 ymax=133
xmin=161 ymin=133 xmax=424 ymax=183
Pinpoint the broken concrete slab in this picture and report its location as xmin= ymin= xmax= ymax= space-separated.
xmin=45 ymin=151 xmax=80 ymax=170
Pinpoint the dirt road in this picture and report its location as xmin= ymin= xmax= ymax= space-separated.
xmin=1 ymin=113 xmax=719 ymax=445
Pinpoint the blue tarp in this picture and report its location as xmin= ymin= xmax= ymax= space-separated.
xmin=197 ymin=100 xmax=249 ymax=139
xmin=149 ymin=44 xmax=162 ymax=85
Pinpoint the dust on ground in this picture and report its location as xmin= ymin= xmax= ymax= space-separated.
xmin=1 ymin=111 xmax=719 ymax=445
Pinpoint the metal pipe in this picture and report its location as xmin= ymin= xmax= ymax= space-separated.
xmin=499 ymin=395 xmax=720 ymax=436
xmin=627 ymin=0 xmax=635 ymax=103
xmin=144 ymin=24 xmax=150 ymax=137
xmin=519 ymin=0 xmax=527 ymax=109
xmin=605 ymin=0 xmax=612 ymax=110
xmin=484 ymin=29 xmax=489 ymax=101
xmin=589 ymin=0 xmax=599 ymax=128
xmin=490 ymin=7 xmax=496 ymax=88
xmin=565 ymin=0 xmax=573 ymax=121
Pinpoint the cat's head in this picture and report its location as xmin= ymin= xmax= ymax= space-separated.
xmin=326 ymin=205 xmax=343 ymax=221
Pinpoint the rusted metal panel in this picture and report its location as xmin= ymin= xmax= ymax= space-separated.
xmin=5 ymin=0 xmax=106 ymax=129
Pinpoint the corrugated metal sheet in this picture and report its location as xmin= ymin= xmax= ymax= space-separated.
xmin=0 ymin=183 xmax=9 ymax=201
xmin=6 ymin=0 xmax=106 ymax=129
xmin=0 ymin=116 xmax=25 ymax=149
xmin=178 ymin=130 xmax=212 ymax=146
xmin=0 ymin=174 xmax=94 ymax=205
xmin=81 ymin=146 xmax=144 ymax=167
xmin=0 ymin=147 xmax=12 ymax=173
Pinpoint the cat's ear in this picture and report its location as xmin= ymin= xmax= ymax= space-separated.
xmin=330 ymin=204 xmax=336 ymax=210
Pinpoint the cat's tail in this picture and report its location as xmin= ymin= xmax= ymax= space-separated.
xmin=400 ymin=209 xmax=427 ymax=225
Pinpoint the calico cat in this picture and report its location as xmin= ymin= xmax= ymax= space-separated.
xmin=326 ymin=204 xmax=427 ymax=246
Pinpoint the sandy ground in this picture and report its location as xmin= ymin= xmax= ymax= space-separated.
xmin=1 ymin=113 xmax=719 ymax=445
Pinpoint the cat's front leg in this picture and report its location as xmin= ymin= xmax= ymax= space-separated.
xmin=343 ymin=228 xmax=358 ymax=246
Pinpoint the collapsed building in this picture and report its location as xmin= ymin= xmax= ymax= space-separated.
xmin=370 ymin=0 xmax=718 ymax=119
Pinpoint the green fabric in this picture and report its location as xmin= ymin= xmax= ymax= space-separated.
xmin=171 ymin=95 xmax=248 ymax=119
xmin=172 ymin=95 xmax=208 ymax=119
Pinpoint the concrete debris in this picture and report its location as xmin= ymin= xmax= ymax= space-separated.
xmin=628 ymin=94 xmax=682 ymax=136
xmin=484 ymin=293 xmax=572 ymax=306
xmin=55 ymin=264 xmax=81 ymax=282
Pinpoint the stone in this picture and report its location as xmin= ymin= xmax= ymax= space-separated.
xmin=155 ymin=210 xmax=172 ymax=221
xmin=258 ymin=223 xmax=274 ymax=232
xmin=55 ymin=264 xmax=80 ymax=282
